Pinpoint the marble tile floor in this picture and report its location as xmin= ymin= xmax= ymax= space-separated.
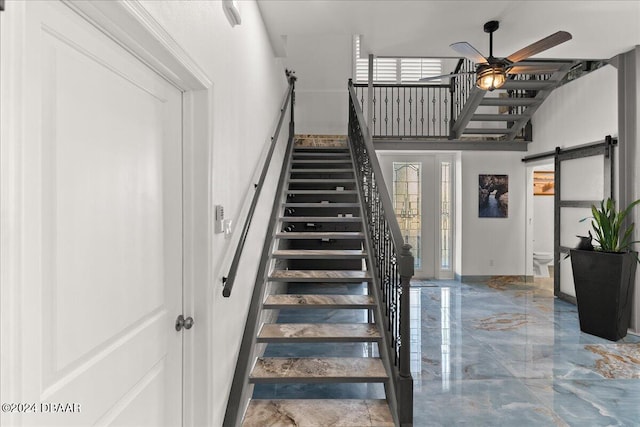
xmin=253 ymin=279 xmax=640 ymax=426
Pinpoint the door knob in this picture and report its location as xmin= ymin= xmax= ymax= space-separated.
xmin=175 ymin=314 xmax=195 ymax=331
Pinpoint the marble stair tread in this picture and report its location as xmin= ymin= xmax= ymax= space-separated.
xmin=286 ymin=189 xmax=358 ymax=194
xmin=269 ymin=270 xmax=372 ymax=282
xmin=242 ymin=399 xmax=394 ymax=427
xmin=293 ymin=149 xmax=348 ymax=153
xmin=272 ymin=249 xmax=367 ymax=259
xmin=257 ymin=323 xmax=381 ymax=343
xmin=276 ymin=231 xmax=364 ymax=239
xmin=249 ymin=357 xmax=387 ymax=383
xmin=263 ymin=294 xmax=375 ymax=308
xmin=293 ymin=152 xmax=352 ymax=157
xmin=279 ymin=216 xmax=362 ymax=223
xmin=291 ymin=160 xmax=353 ymax=164
xmin=290 ymin=168 xmax=354 ymax=173
xmin=283 ymin=203 xmax=360 ymax=208
xmin=287 ymin=178 xmax=355 ymax=183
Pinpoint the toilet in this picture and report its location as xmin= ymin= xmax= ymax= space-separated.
xmin=533 ymin=252 xmax=553 ymax=277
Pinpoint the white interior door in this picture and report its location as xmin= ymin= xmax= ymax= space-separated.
xmin=4 ymin=1 xmax=183 ymax=425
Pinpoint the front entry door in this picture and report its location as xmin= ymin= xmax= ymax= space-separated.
xmin=378 ymin=154 xmax=455 ymax=280
xmin=2 ymin=2 xmax=183 ymax=425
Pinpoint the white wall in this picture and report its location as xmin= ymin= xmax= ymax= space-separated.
xmin=530 ymin=65 xmax=618 ymax=297
xmin=284 ymin=34 xmax=352 ymax=134
xmin=531 ymin=65 xmax=618 ymax=154
xmin=458 ymin=152 xmax=527 ymax=277
xmin=138 ymin=2 xmax=287 ymax=425
xmin=630 ymin=47 xmax=640 ymax=335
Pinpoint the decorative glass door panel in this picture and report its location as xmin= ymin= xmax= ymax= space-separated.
xmin=393 ymin=162 xmax=422 ymax=269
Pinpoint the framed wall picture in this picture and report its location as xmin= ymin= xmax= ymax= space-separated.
xmin=533 ymin=170 xmax=555 ymax=195
xmin=479 ymin=174 xmax=508 ymax=218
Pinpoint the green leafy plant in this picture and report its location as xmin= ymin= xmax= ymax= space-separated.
xmin=580 ymin=198 xmax=640 ymax=253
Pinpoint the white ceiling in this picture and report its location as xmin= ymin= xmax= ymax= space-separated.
xmin=257 ymin=0 xmax=640 ymax=60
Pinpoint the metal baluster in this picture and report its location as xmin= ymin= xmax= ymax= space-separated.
xmin=432 ymin=90 xmax=436 ymax=137
xmin=420 ymin=88 xmax=425 ymax=136
xmin=408 ymin=88 xmax=413 ymax=136
xmin=396 ymin=89 xmax=401 ymax=136
xmin=372 ymin=88 xmax=377 ymax=137
xmin=438 ymin=88 xmax=442 ymax=136
xmin=444 ymin=91 xmax=449 ymax=135
xmin=384 ymin=88 xmax=389 ymax=136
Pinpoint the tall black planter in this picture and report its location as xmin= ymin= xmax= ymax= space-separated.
xmin=570 ymin=249 xmax=637 ymax=341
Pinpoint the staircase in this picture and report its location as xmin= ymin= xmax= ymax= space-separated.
xmin=451 ymin=60 xmax=575 ymax=141
xmin=241 ymin=137 xmax=396 ymax=426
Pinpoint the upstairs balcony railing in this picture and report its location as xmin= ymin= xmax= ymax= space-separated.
xmin=354 ymin=57 xmax=547 ymax=142
xmin=348 ymin=79 xmax=414 ymax=426
xmin=450 ymin=58 xmax=475 ymax=128
xmin=353 ymin=83 xmax=451 ymax=138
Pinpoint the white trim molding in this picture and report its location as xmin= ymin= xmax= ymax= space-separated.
xmin=1 ymin=4 xmax=28 ymax=426
xmin=63 ymin=0 xmax=211 ymax=91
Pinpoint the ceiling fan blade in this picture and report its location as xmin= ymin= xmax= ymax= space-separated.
xmin=419 ymin=72 xmax=474 ymax=82
xmin=450 ymin=42 xmax=488 ymax=64
xmin=508 ymin=64 xmax=563 ymax=74
xmin=506 ymin=31 xmax=572 ymax=63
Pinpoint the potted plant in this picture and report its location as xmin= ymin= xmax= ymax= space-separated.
xmin=570 ymin=197 xmax=640 ymax=341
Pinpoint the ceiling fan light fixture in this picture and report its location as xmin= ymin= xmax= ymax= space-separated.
xmin=476 ymin=64 xmax=506 ymax=91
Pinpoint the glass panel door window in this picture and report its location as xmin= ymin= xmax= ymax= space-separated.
xmin=440 ymin=162 xmax=452 ymax=271
xmin=393 ymin=162 xmax=421 ymax=269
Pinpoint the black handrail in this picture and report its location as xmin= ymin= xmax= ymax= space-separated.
xmin=353 ymin=82 xmax=450 ymax=89
xmin=348 ymin=79 xmax=414 ymax=425
xmin=222 ymin=70 xmax=296 ymax=297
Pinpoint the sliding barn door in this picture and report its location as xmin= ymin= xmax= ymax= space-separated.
xmin=2 ymin=1 xmax=184 ymax=425
xmin=555 ymin=138 xmax=615 ymax=300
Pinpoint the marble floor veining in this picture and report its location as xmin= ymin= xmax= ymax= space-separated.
xmin=253 ymin=279 xmax=640 ymax=425
xmin=412 ymin=278 xmax=640 ymax=426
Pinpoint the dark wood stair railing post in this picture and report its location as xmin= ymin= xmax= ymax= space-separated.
xmin=398 ymin=243 xmax=414 ymax=426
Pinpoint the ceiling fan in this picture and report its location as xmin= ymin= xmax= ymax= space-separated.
xmin=421 ymin=21 xmax=572 ymax=91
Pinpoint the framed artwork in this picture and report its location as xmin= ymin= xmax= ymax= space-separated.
xmin=533 ymin=171 xmax=555 ymax=196
xmin=479 ymin=174 xmax=508 ymax=218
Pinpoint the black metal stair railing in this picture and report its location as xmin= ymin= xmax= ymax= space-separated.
xmin=354 ymin=83 xmax=451 ymax=138
xmin=450 ymin=58 xmax=475 ymax=132
xmin=348 ymin=79 xmax=414 ymax=426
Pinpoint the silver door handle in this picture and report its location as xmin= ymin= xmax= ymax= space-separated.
xmin=175 ymin=314 xmax=195 ymax=331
